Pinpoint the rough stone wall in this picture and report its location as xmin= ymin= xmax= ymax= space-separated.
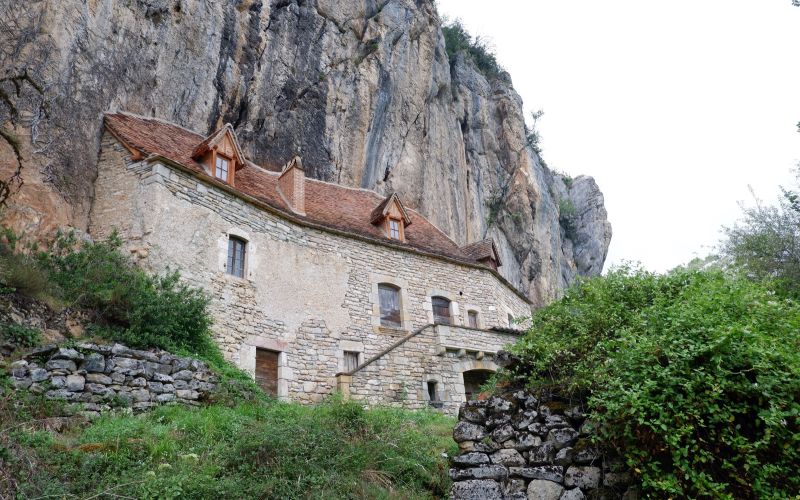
xmin=450 ymin=391 xmax=638 ymax=500
xmin=89 ymin=136 xmax=530 ymax=409
xmin=1 ymin=0 xmax=611 ymax=307
xmin=345 ymin=324 xmax=519 ymax=414
xmin=9 ymin=343 xmax=218 ymax=419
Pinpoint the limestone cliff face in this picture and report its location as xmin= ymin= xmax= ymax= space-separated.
xmin=0 ymin=0 xmax=611 ymax=306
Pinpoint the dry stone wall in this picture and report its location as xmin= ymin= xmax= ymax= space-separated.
xmin=450 ymin=391 xmax=638 ymax=500
xmin=9 ymin=343 xmax=218 ymax=419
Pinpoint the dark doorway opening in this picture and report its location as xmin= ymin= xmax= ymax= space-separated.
xmin=255 ymin=348 xmax=279 ymax=397
xmin=462 ymin=369 xmax=493 ymax=401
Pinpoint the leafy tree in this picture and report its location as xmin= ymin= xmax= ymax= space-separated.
xmin=720 ymin=170 xmax=800 ymax=298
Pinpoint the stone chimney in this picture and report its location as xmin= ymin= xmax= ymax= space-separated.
xmin=277 ymin=156 xmax=305 ymax=215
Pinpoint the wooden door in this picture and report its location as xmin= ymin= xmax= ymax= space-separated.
xmin=255 ymin=348 xmax=279 ymax=396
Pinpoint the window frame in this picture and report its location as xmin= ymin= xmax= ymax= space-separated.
xmin=378 ymin=283 xmax=402 ymax=328
xmin=467 ymin=310 xmax=478 ymax=328
xmin=432 ymin=296 xmax=452 ymax=325
xmin=343 ymin=351 xmax=360 ymax=372
xmin=226 ymin=236 xmax=247 ymax=278
xmin=215 ymin=153 xmax=232 ymax=183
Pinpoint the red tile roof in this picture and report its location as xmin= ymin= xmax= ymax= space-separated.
xmin=103 ymin=112 xmax=528 ymax=302
xmin=462 ymin=239 xmax=502 ymax=267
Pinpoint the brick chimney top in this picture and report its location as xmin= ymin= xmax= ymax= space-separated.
xmin=277 ymin=156 xmax=305 ymax=215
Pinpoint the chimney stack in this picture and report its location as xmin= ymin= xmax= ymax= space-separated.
xmin=278 ymin=156 xmax=305 ymax=215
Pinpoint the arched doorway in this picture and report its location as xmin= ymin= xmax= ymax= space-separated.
xmin=462 ymin=369 xmax=494 ymax=401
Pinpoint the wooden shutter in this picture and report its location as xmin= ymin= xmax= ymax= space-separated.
xmin=468 ymin=311 xmax=478 ymax=328
xmin=432 ymin=297 xmax=451 ymax=325
xmin=255 ymin=348 xmax=279 ymax=396
xmin=343 ymin=351 xmax=359 ymax=372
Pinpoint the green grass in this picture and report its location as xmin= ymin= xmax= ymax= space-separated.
xmin=3 ymin=394 xmax=456 ymax=499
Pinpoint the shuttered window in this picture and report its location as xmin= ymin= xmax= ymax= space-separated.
xmin=468 ymin=310 xmax=478 ymax=328
xmin=432 ymin=296 xmax=451 ymax=325
xmin=379 ymin=284 xmax=401 ymax=327
xmin=343 ymin=351 xmax=360 ymax=372
xmin=227 ymin=236 xmax=246 ymax=278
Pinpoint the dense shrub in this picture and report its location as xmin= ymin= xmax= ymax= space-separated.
xmin=0 ymin=228 xmax=215 ymax=359
xmin=0 ymin=323 xmax=41 ymax=348
xmin=721 ymin=169 xmax=800 ymax=298
xmin=510 ymin=268 xmax=800 ymax=498
xmin=8 ymin=397 xmax=455 ymax=499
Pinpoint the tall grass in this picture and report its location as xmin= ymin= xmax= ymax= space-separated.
xmin=7 ymin=396 xmax=456 ymax=499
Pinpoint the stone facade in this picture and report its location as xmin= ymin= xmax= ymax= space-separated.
xmin=9 ymin=343 xmax=218 ymax=419
xmin=450 ymin=391 xmax=638 ymax=500
xmin=89 ymin=131 xmax=532 ymax=414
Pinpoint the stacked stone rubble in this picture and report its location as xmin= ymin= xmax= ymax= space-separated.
xmin=451 ymin=390 xmax=638 ymax=499
xmin=9 ymin=343 xmax=218 ymax=418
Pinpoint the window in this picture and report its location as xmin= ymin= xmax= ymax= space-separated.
xmin=343 ymin=351 xmax=360 ymax=372
xmin=227 ymin=236 xmax=246 ymax=278
xmin=427 ymin=380 xmax=438 ymax=401
xmin=388 ymin=218 xmax=401 ymax=239
xmin=432 ymin=296 xmax=451 ymax=325
xmin=215 ymin=155 xmax=230 ymax=182
xmin=379 ymin=284 xmax=402 ymax=327
xmin=507 ymin=313 xmax=514 ymax=327
xmin=468 ymin=310 xmax=478 ymax=328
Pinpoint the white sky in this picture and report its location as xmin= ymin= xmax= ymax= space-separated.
xmin=436 ymin=0 xmax=800 ymax=272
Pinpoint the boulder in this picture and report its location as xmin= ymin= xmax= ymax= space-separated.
xmin=454 ymin=421 xmax=487 ymax=442
xmin=451 ymin=479 xmax=503 ymax=500
xmin=509 ymin=465 xmax=564 ymax=483
xmin=452 ymin=452 xmax=490 ymax=467
xmin=489 ymin=449 xmax=525 ymax=467
xmin=525 ymin=479 xmax=563 ymax=500
xmin=565 ymin=466 xmax=601 ymax=489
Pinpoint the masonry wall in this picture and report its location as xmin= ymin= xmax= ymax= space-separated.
xmin=89 ymin=133 xmax=531 ymax=411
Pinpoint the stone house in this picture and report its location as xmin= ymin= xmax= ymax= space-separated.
xmin=89 ymin=112 xmax=532 ymax=414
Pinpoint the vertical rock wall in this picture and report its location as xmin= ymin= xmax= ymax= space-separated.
xmin=450 ymin=391 xmax=638 ymax=500
xmin=0 ymin=0 xmax=611 ymax=305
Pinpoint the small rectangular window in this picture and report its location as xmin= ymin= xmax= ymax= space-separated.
xmin=227 ymin=236 xmax=246 ymax=278
xmin=468 ymin=310 xmax=478 ymax=328
xmin=507 ymin=313 xmax=514 ymax=327
xmin=389 ymin=219 xmax=400 ymax=239
xmin=343 ymin=351 xmax=360 ymax=372
xmin=215 ymin=155 xmax=230 ymax=182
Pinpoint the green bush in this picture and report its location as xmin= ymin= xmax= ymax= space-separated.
xmin=9 ymin=397 xmax=456 ymax=499
xmin=35 ymin=231 xmax=215 ymax=358
xmin=0 ymin=323 xmax=41 ymax=348
xmin=510 ymin=268 xmax=800 ymax=498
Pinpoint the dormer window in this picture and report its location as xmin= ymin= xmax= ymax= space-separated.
xmin=191 ymin=124 xmax=245 ymax=186
xmin=370 ymin=193 xmax=412 ymax=242
xmin=215 ymin=155 xmax=230 ymax=182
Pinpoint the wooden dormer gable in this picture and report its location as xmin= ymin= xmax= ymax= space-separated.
xmin=370 ymin=193 xmax=412 ymax=242
xmin=191 ymin=124 xmax=245 ymax=186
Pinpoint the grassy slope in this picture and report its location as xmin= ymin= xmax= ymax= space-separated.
xmin=2 ymin=391 xmax=456 ymax=499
